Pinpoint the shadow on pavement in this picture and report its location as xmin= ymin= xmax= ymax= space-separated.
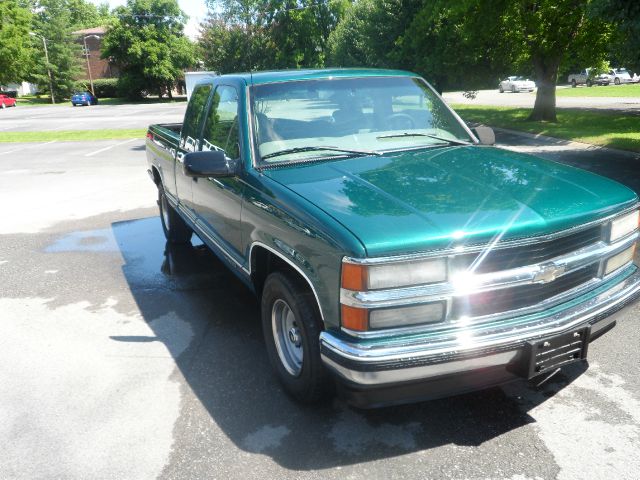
xmin=111 ymin=216 xmax=587 ymax=469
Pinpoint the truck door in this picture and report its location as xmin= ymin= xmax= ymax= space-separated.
xmin=175 ymin=83 xmax=213 ymax=212
xmin=191 ymin=84 xmax=244 ymax=264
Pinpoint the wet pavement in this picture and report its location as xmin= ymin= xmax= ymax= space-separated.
xmin=1 ymin=136 xmax=640 ymax=479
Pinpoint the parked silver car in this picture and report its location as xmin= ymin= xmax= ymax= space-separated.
xmin=610 ymin=68 xmax=633 ymax=85
xmin=499 ymin=76 xmax=536 ymax=93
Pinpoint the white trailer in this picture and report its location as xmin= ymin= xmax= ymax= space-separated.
xmin=184 ymin=71 xmax=218 ymax=100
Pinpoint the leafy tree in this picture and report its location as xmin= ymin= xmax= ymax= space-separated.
xmin=327 ymin=0 xmax=421 ymax=69
xmin=199 ymin=0 xmax=350 ymax=73
xmin=594 ymin=0 xmax=640 ymax=71
xmin=102 ymin=0 xmax=196 ymax=99
xmin=30 ymin=0 xmax=84 ymax=100
xmin=68 ymin=0 xmax=114 ymax=29
xmin=0 ymin=0 xmax=33 ymax=85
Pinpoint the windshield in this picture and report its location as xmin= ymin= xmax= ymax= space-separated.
xmin=250 ymin=76 xmax=474 ymax=165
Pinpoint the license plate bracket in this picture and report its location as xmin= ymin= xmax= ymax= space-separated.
xmin=523 ymin=326 xmax=591 ymax=380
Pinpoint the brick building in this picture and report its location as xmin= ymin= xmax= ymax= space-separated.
xmin=71 ymin=27 xmax=119 ymax=80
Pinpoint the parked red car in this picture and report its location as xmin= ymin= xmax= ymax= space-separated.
xmin=0 ymin=94 xmax=17 ymax=109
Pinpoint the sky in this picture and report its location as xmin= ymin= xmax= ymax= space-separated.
xmin=89 ymin=0 xmax=209 ymax=39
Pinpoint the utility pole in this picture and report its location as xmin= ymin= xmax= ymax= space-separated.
xmin=83 ymin=35 xmax=101 ymax=96
xmin=29 ymin=32 xmax=55 ymax=104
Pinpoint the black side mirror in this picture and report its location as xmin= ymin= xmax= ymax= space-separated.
xmin=472 ymin=126 xmax=495 ymax=145
xmin=183 ymin=150 xmax=235 ymax=178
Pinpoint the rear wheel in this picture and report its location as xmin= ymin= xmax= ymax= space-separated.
xmin=615 ymin=78 xmax=621 ymax=85
xmin=158 ymin=184 xmax=192 ymax=243
xmin=499 ymin=85 xmax=504 ymax=93
xmin=511 ymin=85 xmax=517 ymax=93
xmin=261 ymin=271 xmax=330 ymax=403
xmin=571 ymin=79 xmax=577 ymax=88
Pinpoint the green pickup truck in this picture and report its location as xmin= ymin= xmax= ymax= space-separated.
xmin=146 ymin=69 xmax=640 ymax=407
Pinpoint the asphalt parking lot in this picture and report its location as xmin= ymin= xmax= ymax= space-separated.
xmin=1 ymin=105 xmax=640 ymax=479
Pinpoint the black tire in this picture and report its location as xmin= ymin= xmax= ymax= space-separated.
xmin=261 ymin=271 xmax=330 ymax=403
xmin=158 ymin=184 xmax=192 ymax=243
xmin=499 ymin=85 xmax=504 ymax=93
xmin=587 ymin=79 xmax=592 ymax=87
xmin=571 ymin=80 xmax=577 ymax=88
xmin=511 ymin=85 xmax=517 ymax=93
xmin=615 ymin=78 xmax=620 ymax=85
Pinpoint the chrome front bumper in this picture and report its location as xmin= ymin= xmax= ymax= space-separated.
xmin=320 ymin=267 xmax=640 ymax=402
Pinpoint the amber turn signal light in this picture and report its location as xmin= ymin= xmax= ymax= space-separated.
xmin=341 ymin=262 xmax=368 ymax=291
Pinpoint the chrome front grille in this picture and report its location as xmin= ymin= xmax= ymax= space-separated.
xmin=451 ymin=264 xmax=599 ymax=319
xmin=456 ymin=225 xmax=603 ymax=274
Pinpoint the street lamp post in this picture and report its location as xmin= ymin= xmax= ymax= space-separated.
xmin=83 ymin=35 xmax=101 ymax=96
xmin=29 ymin=32 xmax=55 ymax=104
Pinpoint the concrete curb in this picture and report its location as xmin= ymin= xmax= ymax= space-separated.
xmin=490 ymin=125 xmax=640 ymax=160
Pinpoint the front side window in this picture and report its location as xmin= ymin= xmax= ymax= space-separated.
xmin=201 ymin=85 xmax=240 ymax=159
xmin=181 ymin=83 xmax=212 ymax=152
xmin=250 ymin=76 xmax=473 ymax=165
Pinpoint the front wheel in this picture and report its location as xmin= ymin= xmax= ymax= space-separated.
xmin=158 ymin=184 xmax=192 ymax=243
xmin=1 ymin=102 xmax=5 ymax=109
xmin=261 ymin=271 xmax=330 ymax=403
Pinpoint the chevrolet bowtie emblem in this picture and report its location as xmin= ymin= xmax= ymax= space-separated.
xmin=533 ymin=264 xmax=566 ymax=284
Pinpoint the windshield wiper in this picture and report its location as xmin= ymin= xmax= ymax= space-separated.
xmin=261 ymin=146 xmax=381 ymax=161
xmin=376 ymin=132 xmax=471 ymax=146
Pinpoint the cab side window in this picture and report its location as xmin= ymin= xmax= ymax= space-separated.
xmin=181 ymin=84 xmax=212 ymax=151
xmin=201 ymin=85 xmax=240 ymax=159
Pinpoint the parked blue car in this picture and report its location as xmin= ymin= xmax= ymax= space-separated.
xmin=71 ymin=91 xmax=98 ymax=106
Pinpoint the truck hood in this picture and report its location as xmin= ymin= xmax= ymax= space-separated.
xmin=264 ymin=146 xmax=637 ymax=256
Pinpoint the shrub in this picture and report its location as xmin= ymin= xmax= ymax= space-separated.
xmin=76 ymin=78 xmax=120 ymax=97
xmin=92 ymin=78 xmax=119 ymax=98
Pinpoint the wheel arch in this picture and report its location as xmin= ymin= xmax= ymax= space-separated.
xmin=249 ymin=242 xmax=325 ymax=325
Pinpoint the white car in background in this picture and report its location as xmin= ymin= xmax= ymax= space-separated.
xmin=610 ymin=68 xmax=633 ymax=85
xmin=499 ymin=76 xmax=536 ymax=93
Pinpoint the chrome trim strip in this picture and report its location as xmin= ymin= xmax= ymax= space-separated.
xmin=248 ymin=241 xmax=325 ymax=322
xmin=343 ymin=204 xmax=639 ymax=264
xmin=321 ymin=267 xmax=640 ymax=368
xmin=341 ymin=233 xmax=638 ymax=310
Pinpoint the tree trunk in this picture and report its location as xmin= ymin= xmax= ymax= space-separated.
xmin=167 ymin=85 xmax=173 ymax=100
xmin=528 ymin=56 xmax=560 ymax=122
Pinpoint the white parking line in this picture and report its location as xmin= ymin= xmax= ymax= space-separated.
xmin=0 ymin=140 xmax=57 ymax=156
xmin=84 ymin=138 xmax=139 ymax=157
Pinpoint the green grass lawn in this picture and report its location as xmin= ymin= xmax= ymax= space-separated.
xmin=0 ymin=129 xmax=146 ymax=143
xmin=452 ymin=104 xmax=640 ymax=152
xmin=555 ymin=83 xmax=640 ymax=97
xmin=16 ymin=95 xmax=187 ymax=106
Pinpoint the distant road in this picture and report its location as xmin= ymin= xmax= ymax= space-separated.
xmin=0 ymin=102 xmax=186 ymax=132
xmin=443 ymin=88 xmax=640 ymax=112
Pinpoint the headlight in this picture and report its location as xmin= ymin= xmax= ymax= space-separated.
xmin=341 ymin=257 xmax=447 ymax=331
xmin=609 ymin=210 xmax=639 ymax=242
xmin=605 ymin=245 xmax=636 ymax=275
xmin=369 ymin=302 xmax=444 ymax=330
xmin=342 ymin=258 xmax=447 ymax=291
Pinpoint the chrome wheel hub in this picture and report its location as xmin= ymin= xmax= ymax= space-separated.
xmin=272 ymin=299 xmax=303 ymax=376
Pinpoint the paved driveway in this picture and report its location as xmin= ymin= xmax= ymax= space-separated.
xmin=1 ymin=131 xmax=639 ymax=479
